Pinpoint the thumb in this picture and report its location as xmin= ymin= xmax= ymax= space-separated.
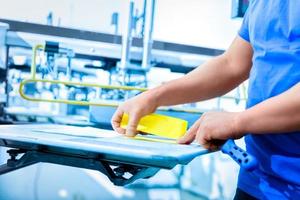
xmin=125 ymin=114 xmax=140 ymax=137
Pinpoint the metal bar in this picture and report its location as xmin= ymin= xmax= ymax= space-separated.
xmin=0 ymin=18 xmax=224 ymax=56
xmin=1 ymin=23 xmax=9 ymax=108
xmin=0 ymin=151 xmax=39 ymax=175
xmin=120 ymin=0 xmax=135 ymax=69
xmin=141 ymin=0 xmax=155 ymax=69
xmin=0 ymin=19 xmax=122 ymax=45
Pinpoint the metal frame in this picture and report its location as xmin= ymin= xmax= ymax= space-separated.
xmin=19 ymin=44 xmax=147 ymax=107
xmin=0 ymin=148 xmax=159 ymax=186
xmin=1 ymin=19 xmax=223 ymax=73
xmin=18 ymin=43 xmax=208 ymax=113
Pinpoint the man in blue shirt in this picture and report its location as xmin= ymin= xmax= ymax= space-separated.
xmin=111 ymin=1 xmax=300 ymax=199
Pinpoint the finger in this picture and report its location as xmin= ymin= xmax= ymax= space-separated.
xmin=196 ymin=133 xmax=207 ymax=148
xmin=125 ymin=113 xmax=140 ymax=137
xmin=195 ymin=126 xmax=209 ymax=148
xmin=177 ymin=120 xmax=200 ymax=144
xmin=111 ymin=109 xmax=125 ymax=134
xmin=116 ymin=127 xmax=126 ymax=134
xmin=202 ymin=143 xmax=211 ymax=150
xmin=196 ymin=130 xmax=224 ymax=151
xmin=177 ymin=128 xmax=196 ymax=144
xmin=197 ymin=137 xmax=212 ymax=150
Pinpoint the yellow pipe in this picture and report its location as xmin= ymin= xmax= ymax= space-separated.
xmin=19 ymin=78 xmax=146 ymax=107
xmin=19 ymin=78 xmax=206 ymax=113
xmin=31 ymin=44 xmax=44 ymax=79
xmin=18 ymin=78 xmax=204 ymax=113
xmin=20 ymin=78 xmax=147 ymax=92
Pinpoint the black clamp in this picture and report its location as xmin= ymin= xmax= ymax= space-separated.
xmin=0 ymin=148 xmax=159 ymax=186
xmin=45 ymin=41 xmax=59 ymax=55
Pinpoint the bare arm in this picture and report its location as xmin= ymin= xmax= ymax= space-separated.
xmin=178 ymin=81 xmax=300 ymax=150
xmin=238 ymin=83 xmax=300 ymax=134
xmin=111 ymin=36 xmax=253 ymax=136
xmin=149 ymin=36 xmax=253 ymax=106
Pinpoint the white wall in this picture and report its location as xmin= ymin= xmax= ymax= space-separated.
xmin=0 ymin=0 xmax=242 ymax=49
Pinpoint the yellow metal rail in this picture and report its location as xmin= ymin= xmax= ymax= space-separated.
xmin=30 ymin=44 xmax=44 ymax=79
xmin=19 ymin=78 xmax=146 ymax=107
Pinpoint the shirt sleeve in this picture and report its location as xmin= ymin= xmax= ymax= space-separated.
xmin=238 ymin=7 xmax=250 ymax=42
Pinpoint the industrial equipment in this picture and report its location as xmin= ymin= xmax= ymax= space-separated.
xmin=0 ymin=1 xmax=249 ymax=199
xmin=0 ymin=124 xmax=209 ymax=186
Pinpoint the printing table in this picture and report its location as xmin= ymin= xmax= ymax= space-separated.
xmin=0 ymin=124 xmax=208 ymax=186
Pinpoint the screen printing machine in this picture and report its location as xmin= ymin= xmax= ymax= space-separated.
xmin=0 ymin=4 xmax=251 ymax=198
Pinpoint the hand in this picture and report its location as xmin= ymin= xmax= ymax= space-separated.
xmin=111 ymin=91 xmax=158 ymax=137
xmin=177 ymin=111 xmax=243 ymax=150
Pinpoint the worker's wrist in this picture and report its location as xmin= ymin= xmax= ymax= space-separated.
xmin=232 ymin=111 xmax=247 ymax=138
xmin=145 ymin=86 xmax=165 ymax=108
xmin=141 ymin=89 xmax=160 ymax=110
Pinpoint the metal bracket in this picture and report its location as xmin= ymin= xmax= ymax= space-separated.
xmin=0 ymin=149 xmax=160 ymax=186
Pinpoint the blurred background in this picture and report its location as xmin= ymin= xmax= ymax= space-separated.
xmin=0 ymin=0 xmax=249 ymax=199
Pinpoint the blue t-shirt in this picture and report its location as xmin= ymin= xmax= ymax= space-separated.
xmin=238 ymin=0 xmax=300 ymax=199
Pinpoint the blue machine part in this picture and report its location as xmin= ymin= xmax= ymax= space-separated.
xmin=222 ymin=139 xmax=257 ymax=171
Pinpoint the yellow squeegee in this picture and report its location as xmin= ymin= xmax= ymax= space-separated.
xmin=120 ymin=113 xmax=188 ymax=139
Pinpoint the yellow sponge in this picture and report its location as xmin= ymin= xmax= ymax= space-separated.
xmin=120 ymin=113 xmax=188 ymax=139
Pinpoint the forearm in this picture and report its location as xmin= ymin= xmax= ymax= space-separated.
xmin=149 ymin=54 xmax=248 ymax=107
xmin=146 ymin=36 xmax=253 ymax=107
xmin=237 ymin=83 xmax=300 ymax=134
